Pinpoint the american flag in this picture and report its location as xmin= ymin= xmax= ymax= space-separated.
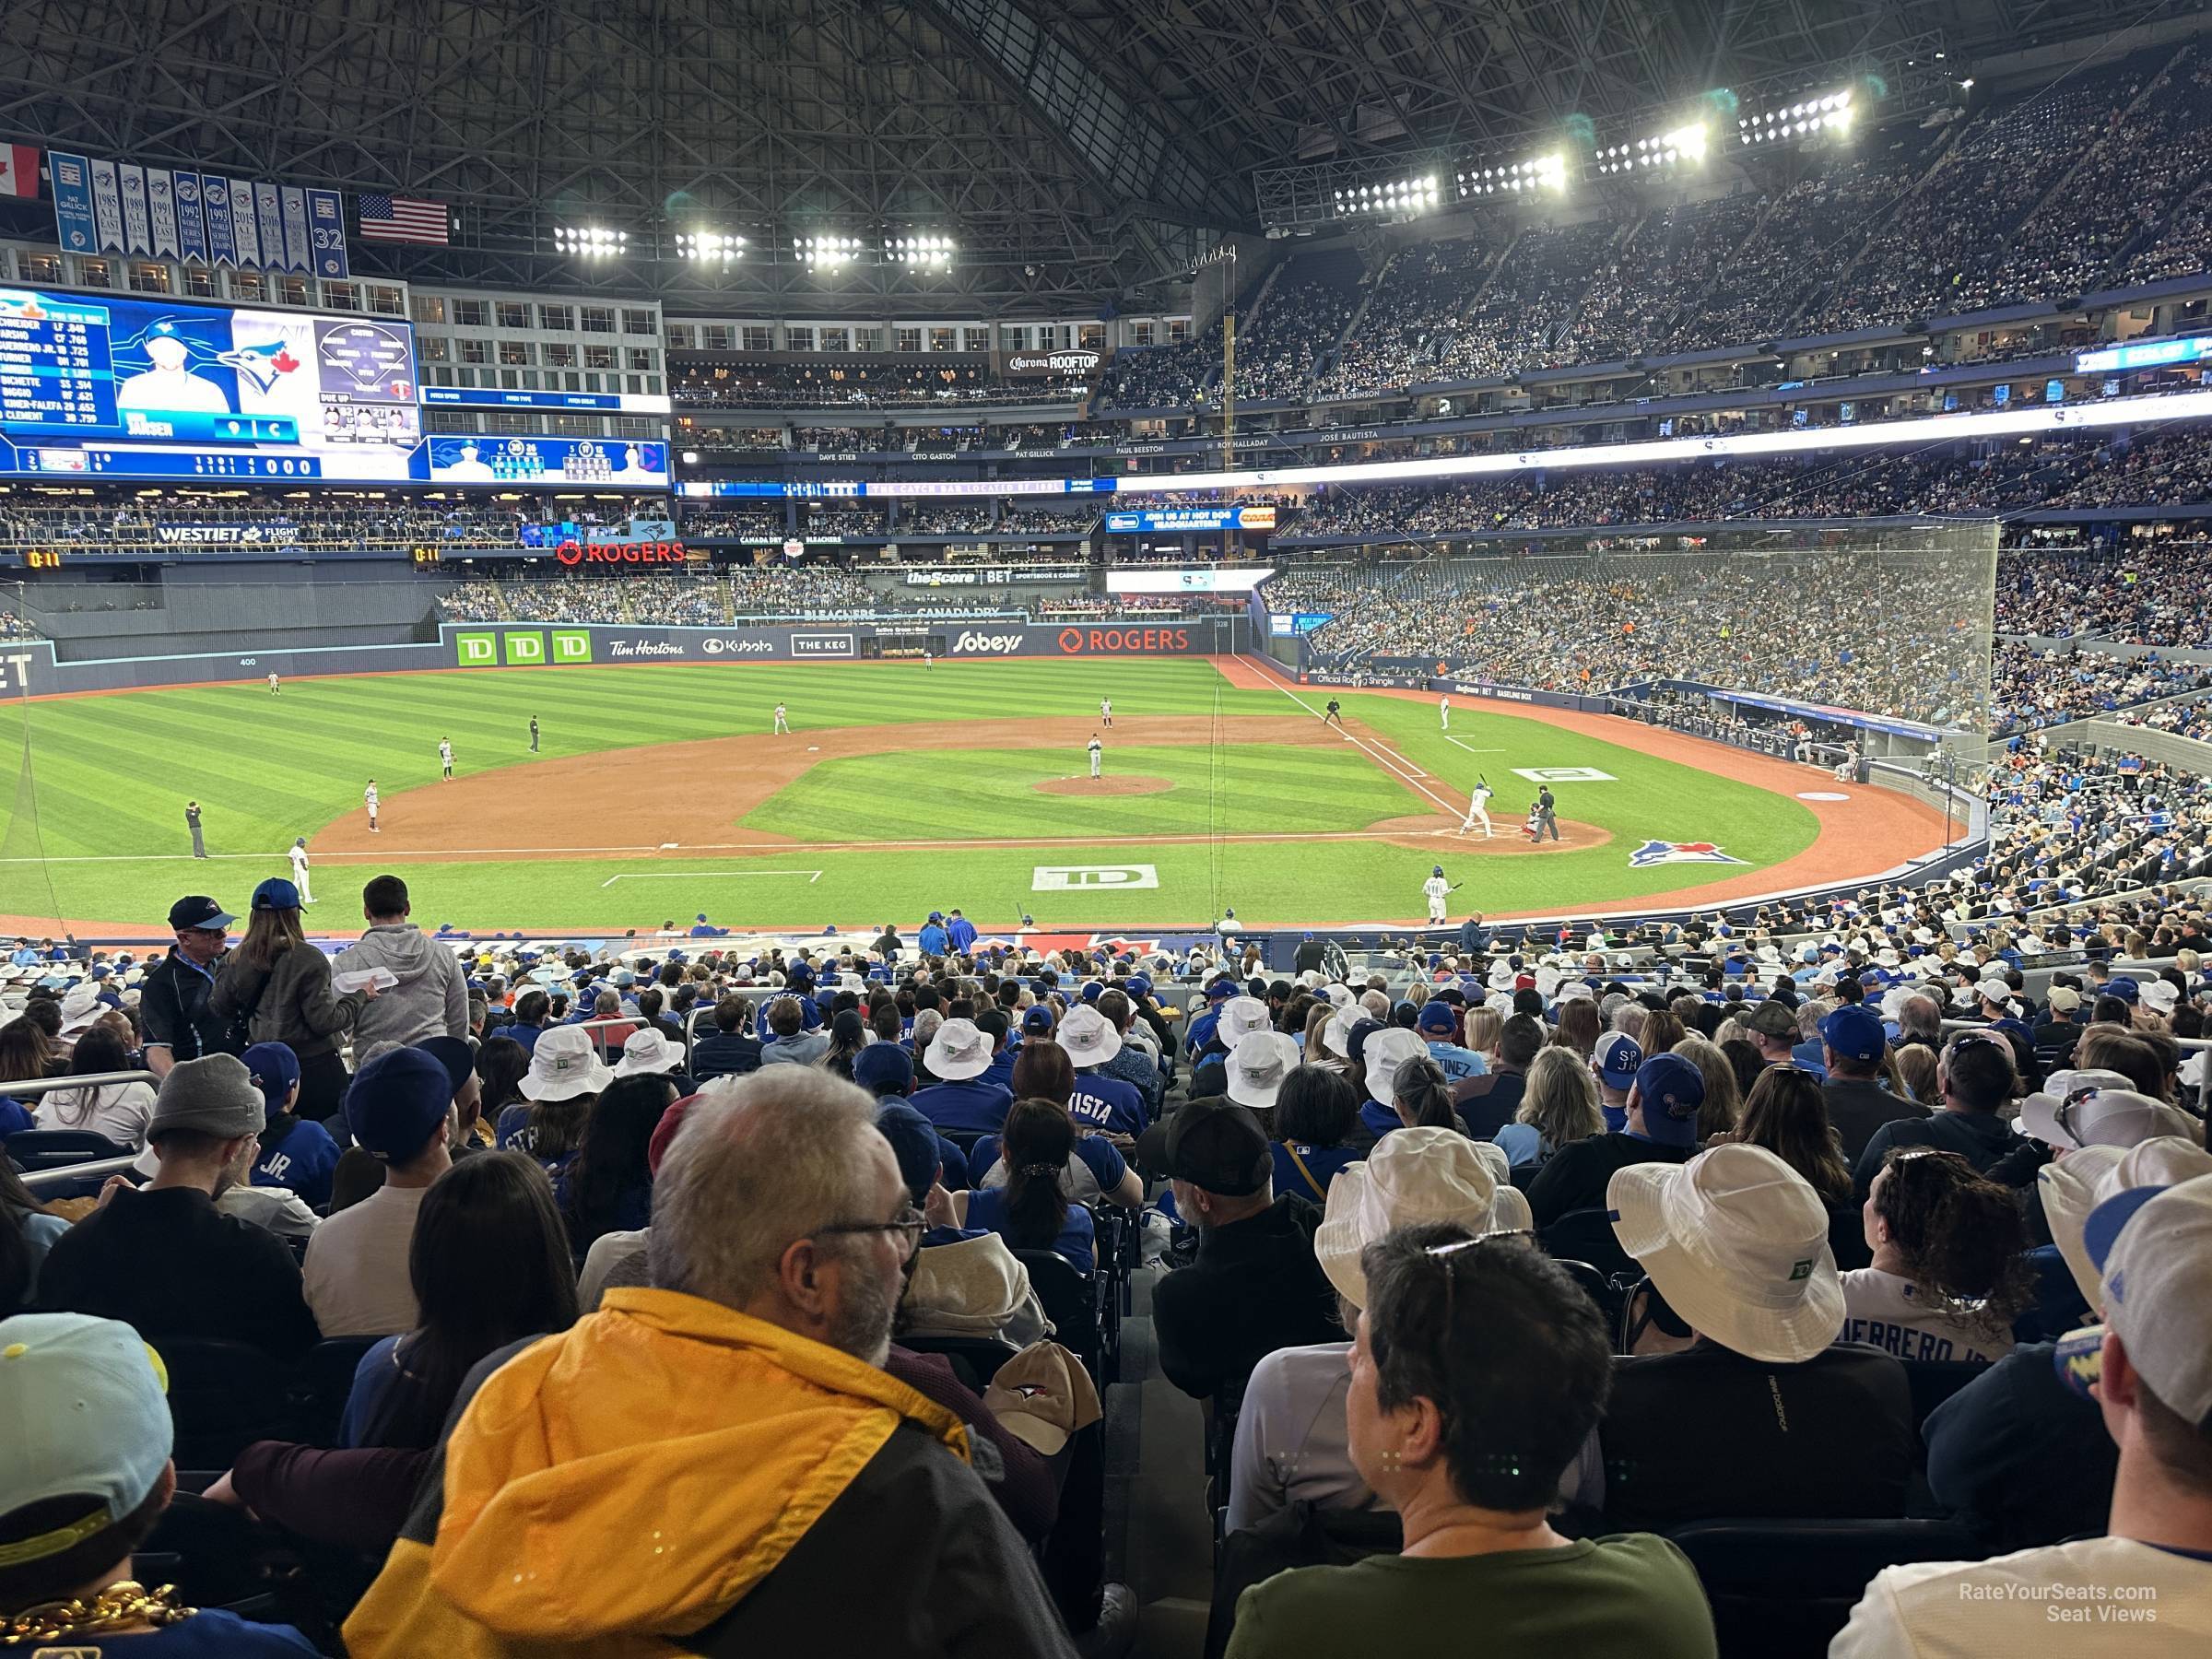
xmin=359 ymin=194 xmax=449 ymax=245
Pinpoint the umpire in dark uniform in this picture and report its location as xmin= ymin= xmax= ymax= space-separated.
xmin=1536 ymin=785 xmax=1560 ymax=841
xmin=139 ymin=894 xmax=240 ymax=1079
xmin=185 ymin=801 xmax=206 ymax=859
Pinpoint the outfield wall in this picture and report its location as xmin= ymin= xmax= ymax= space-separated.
xmin=0 ymin=616 xmax=1251 ymax=698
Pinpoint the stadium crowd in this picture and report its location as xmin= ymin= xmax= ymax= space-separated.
xmin=1997 ymin=540 xmax=2212 ymax=644
xmin=1269 ymin=549 xmax=1994 ymax=725
xmin=5 ymin=830 xmax=2212 ymax=1653
xmin=1992 ymin=642 xmax=2212 ymax=735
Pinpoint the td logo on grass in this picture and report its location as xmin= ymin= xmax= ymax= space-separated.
xmin=1032 ymin=865 xmax=1160 ymax=891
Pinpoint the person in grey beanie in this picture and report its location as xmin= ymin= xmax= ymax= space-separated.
xmin=34 ymin=1053 xmax=322 ymax=1355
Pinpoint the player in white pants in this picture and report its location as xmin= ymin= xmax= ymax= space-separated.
xmin=1100 ymin=697 xmax=1112 ymax=727
xmin=773 ymin=702 xmax=790 ymax=734
xmin=364 ymin=779 xmax=380 ymax=833
xmin=1423 ymin=865 xmax=1451 ymax=924
xmin=1088 ymin=734 xmax=1103 ymax=778
xmin=267 ymin=671 xmax=279 ymax=695
xmin=1440 ymin=694 xmax=1450 ymax=731
xmin=1462 ymin=778 xmax=1495 ymax=838
xmin=288 ymin=837 xmax=314 ymax=905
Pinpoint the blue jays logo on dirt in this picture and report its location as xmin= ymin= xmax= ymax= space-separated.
xmin=1629 ymin=840 xmax=1749 ymax=868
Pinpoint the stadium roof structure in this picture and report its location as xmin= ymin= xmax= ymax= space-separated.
xmin=0 ymin=0 xmax=2168 ymax=315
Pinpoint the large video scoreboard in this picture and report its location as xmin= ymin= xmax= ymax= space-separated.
xmin=0 ymin=287 xmax=668 ymax=487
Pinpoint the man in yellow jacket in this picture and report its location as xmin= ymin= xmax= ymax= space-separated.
xmin=345 ymin=1069 xmax=1077 ymax=1657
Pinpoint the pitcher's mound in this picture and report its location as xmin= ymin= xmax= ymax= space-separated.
xmin=1034 ymin=774 xmax=1174 ymax=797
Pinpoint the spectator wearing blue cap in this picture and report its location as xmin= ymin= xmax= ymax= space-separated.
xmin=243 ymin=1040 xmax=340 ymax=1211
xmin=1525 ymin=1053 xmax=1707 ymax=1251
xmin=1185 ymin=977 xmax=1239 ymax=1060
xmin=1590 ymin=1030 xmax=1643 ymax=1134
xmin=918 ymin=912 xmax=950 ymax=957
xmin=686 ymin=913 xmax=725 ymax=938
xmin=1818 ymin=1005 xmax=1925 ymax=1162
xmin=209 ymin=878 xmax=378 ymax=1124
xmin=1415 ymin=998 xmax=1487 ymax=1083
xmin=303 ymin=1048 xmax=454 ymax=1337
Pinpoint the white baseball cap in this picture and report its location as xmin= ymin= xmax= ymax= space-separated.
xmin=0 ymin=1313 xmax=172 ymax=1559
xmin=2085 ymin=1171 xmax=2212 ymax=1428
xmin=2041 ymin=1136 xmax=2212 ymax=1309
xmin=1056 ymin=1005 xmax=1122 ymax=1066
xmin=1226 ymin=1031 xmax=1301 ymax=1112
xmin=1219 ymin=995 xmax=1272 ymax=1045
xmin=521 ymin=1024 xmax=613 ymax=1100
xmin=1361 ymin=1026 xmax=1430 ymax=1105
xmin=1312 ymin=1127 xmax=1533 ymax=1309
xmin=1608 ymin=1143 xmax=1844 ymax=1362
xmin=924 ymin=1017 xmax=994 ymax=1081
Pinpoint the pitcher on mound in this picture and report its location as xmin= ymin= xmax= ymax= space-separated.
xmin=1088 ymin=733 xmax=1103 ymax=779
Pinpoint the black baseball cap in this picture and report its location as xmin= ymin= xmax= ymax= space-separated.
xmin=169 ymin=896 xmax=236 ymax=932
xmin=1135 ymin=1098 xmax=1271 ymax=1197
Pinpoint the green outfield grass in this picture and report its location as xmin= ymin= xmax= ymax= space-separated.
xmin=0 ymin=658 xmax=1821 ymax=930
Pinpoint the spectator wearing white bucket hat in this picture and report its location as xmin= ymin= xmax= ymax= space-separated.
xmin=1837 ymin=1173 xmax=2212 ymax=1655
xmin=1914 ymin=1135 xmax=2212 ymax=1557
xmin=1345 ymin=1026 xmax=1430 ymax=1152
xmin=612 ymin=1028 xmax=693 ymax=1095
xmin=1227 ymin=1126 xmax=1544 ymax=1535
xmin=1597 ymin=1143 xmax=1915 ymax=1533
xmin=494 ymin=1025 xmax=610 ymax=1154
xmin=1193 ymin=996 xmax=1273 ymax=1100
xmin=912 ymin=1018 xmax=1013 ymax=1135
xmin=1058 ymin=1005 xmax=1145 ymax=1139
xmin=1225 ymin=1031 xmax=1301 ymax=1117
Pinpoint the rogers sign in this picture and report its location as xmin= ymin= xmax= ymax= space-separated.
xmin=1055 ymin=625 xmax=1192 ymax=654
xmin=554 ymin=539 xmax=688 ymax=566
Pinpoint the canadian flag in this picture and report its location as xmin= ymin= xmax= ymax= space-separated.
xmin=0 ymin=145 xmax=38 ymax=199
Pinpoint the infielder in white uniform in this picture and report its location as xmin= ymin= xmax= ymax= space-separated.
xmin=1100 ymin=697 xmax=1112 ymax=727
xmin=1462 ymin=776 xmax=1495 ymax=838
xmin=364 ymin=779 xmax=380 ymax=833
xmin=288 ymin=837 xmax=313 ymax=905
xmin=1088 ymin=734 xmax=1103 ymax=778
xmin=439 ymin=737 xmax=454 ymax=781
xmin=1440 ymin=695 xmax=1450 ymax=731
xmin=773 ymin=702 xmax=790 ymax=735
xmin=1423 ymin=865 xmax=1452 ymax=924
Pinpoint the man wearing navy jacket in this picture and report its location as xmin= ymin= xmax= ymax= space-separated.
xmin=910 ymin=1018 xmax=1014 ymax=1134
xmin=945 ymin=909 xmax=978 ymax=954
xmin=1183 ymin=977 xmax=1237 ymax=1059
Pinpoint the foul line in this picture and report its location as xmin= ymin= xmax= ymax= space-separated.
xmin=1444 ymin=736 xmax=1505 ymax=755
xmin=1265 ymin=684 xmax=1466 ymax=817
xmin=600 ymin=869 xmax=824 ymax=888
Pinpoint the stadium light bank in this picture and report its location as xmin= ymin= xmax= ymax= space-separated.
xmin=678 ymin=388 xmax=2212 ymax=499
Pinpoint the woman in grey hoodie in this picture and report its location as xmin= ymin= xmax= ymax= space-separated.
xmin=211 ymin=878 xmax=378 ymax=1123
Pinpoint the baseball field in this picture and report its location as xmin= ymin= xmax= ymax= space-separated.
xmin=0 ymin=655 xmax=1947 ymax=936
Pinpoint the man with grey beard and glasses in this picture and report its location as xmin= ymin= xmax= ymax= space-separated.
xmin=345 ymin=1067 xmax=1076 ymax=1658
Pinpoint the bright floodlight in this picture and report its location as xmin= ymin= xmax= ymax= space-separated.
xmin=554 ymin=225 xmax=629 ymax=257
xmin=677 ymin=230 xmax=746 ymax=262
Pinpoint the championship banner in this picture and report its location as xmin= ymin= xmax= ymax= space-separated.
xmin=39 ymin=149 xmax=342 ymax=276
